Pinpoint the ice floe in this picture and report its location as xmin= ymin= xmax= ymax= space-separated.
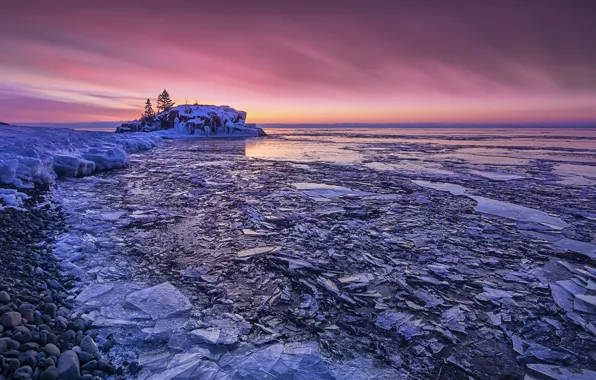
xmin=413 ymin=180 xmax=569 ymax=229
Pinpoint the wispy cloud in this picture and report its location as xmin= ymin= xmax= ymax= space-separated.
xmin=1 ymin=0 xmax=595 ymax=123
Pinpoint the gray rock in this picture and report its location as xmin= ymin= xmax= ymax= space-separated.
xmin=44 ymin=343 xmax=61 ymax=357
xmin=43 ymin=304 xmax=57 ymax=319
xmin=57 ymin=350 xmax=81 ymax=380
xmin=0 ymin=291 xmax=10 ymax=303
xmin=0 ymin=311 xmax=22 ymax=328
xmin=39 ymin=366 xmax=60 ymax=380
xmin=79 ymin=336 xmax=100 ymax=360
xmin=13 ymin=365 xmax=33 ymax=380
xmin=81 ymin=360 xmax=97 ymax=371
xmin=18 ymin=350 xmax=37 ymax=367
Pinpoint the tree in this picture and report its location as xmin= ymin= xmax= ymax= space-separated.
xmin=156 ymin=89 xmax=175 ymax=113
xmin=142 ymin=98 xmax=155 ymax=120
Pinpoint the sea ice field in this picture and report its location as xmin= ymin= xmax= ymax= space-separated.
xmin=1 ymin=126 xmax=596 ymax=379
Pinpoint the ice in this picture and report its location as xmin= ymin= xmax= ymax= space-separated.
xmin=413 ymin=180 xmax=569 ymax=229
xmin=552 ymin=238 xmax=596 ymax=259
xmin=75 ymin=283 xmax=115 ymax=304
xmin=237 ymin=245 xmax=279 ymax=258
xmin=125 ymin=282 xmax=192 ymax=320
xmin=470 ymin=170 xmax=526 ymax=181
xmin=471 ymin=196 xmax=569 ymax=229
xmin=412 ymin=180 xmax=466 ymax=195
xmin=96 ymin=211 xmax=127 ymax=221
xmin=293 ymin=182 xmax=374 ymax=199
xmin=136 ymin=341 xmax=401 ymax=380
xmin=0 ymin=124 xmax=160 ymax=188
xmin=0 ymin=188 xmax=29 ymax=209
xmin=526 ymin=364 xmax=596 ymax=380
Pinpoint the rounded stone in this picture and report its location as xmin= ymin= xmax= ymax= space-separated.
xmin=13 ymin=365 xmax=33 ymax=380
xmin=0 ymin=291 xmax=10 ymax=303
xmin=44 ymin=343 xmax=61 ymax=357
xmin=39 ymin=366 xmax=60 ymax=380
xmin=57 ymin=350 xmax=81 ymax=380
xmin=0 ymin=311 xmax=22 ymax=328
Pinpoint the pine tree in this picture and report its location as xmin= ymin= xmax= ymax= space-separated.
xmin=156 ymin=89 xmax=175 ymax=113
xmin=143 ymin=98 xmax=155 ymax=121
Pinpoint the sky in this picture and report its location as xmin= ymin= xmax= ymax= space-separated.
xmin=1 ymin=0 xmax=596 ymax=124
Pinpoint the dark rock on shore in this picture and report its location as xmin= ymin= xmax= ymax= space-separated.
xmin=0 ymin=188 xmax=120 ymax=380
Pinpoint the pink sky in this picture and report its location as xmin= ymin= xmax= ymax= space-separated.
xmin=1 ymin=0 xmax=595 ymax=124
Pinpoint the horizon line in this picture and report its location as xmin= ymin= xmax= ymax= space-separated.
xmin=8 ymin=121 xmax=596 ymax=128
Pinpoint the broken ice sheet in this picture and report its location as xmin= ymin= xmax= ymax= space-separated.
xmin=526 ymin=363 xmax=596 ymax=380
xmin=236 ymin=245 xmax=279 ymax=258
xmin=470 ymin=170 xmax=526 ymax=181
xmin=125 ymin=281 xmax=192 ymax=320
xmin=292 ymin=182 xmax=374 ymax=199
xmin=412 ymin=180 xmax=569 ymax=229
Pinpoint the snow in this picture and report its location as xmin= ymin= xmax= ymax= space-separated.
xmin=0 ymin=124 xmax=161 ymax=188
xmin=0 ymin=188 xmax=29 ymax=209
xmin=117 ymin=104 xmax=265 ymax=137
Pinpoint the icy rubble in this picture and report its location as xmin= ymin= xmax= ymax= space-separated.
xmin=135 ymin=341 xmax=403 ymax=380
xmin=50 ymin=135 xmax=596 ymax=378
xmin=0 ymin=124 xmax=160 ymax=188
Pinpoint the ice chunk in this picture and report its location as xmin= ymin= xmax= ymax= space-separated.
xmin=552 ymin=238 xmax=596 ymax=259
xmin=126 ymin=282 xmax=192 ymax=320
xmin=0 ymin=188 xmax=29 ymax=209
xmin=76 ymin=284 xmax=115 ymax=304
xmin=470 ymin=170 xmax=525 ymax=181
xmin=293 ymin=182 xmax=374 ymax=199
xmin=237 ymin=246 xmax=279 ymax=258
xmin=526 ymin=363 xmax=596 ymax=380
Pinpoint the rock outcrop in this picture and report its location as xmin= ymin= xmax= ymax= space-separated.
xmin=116 ymin=105 xmax=266 ymax=137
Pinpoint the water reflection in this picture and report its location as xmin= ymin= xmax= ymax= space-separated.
xmin=245 ymin=139 xmax=363 ymax=163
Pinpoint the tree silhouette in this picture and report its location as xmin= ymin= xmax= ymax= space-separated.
xmin=157 ymin=89 xmax=175 ymax=113
xmin=142 ymin=98 xmax=155 ymax=120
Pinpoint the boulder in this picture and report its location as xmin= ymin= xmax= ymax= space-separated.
xmin=57 ymin=350 xmax=81 ymax=380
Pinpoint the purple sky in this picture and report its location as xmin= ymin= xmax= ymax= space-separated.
xmin=1 ymin=0 xmax=595 ymax=123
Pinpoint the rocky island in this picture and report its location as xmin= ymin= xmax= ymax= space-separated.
xmin=116 ymin=105 xmax=266 ymax=137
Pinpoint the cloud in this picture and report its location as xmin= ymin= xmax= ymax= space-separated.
xmin=1 ymin=0 xmax=595 ymax=122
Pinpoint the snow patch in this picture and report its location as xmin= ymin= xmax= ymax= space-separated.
xmin=0 ymin=124 xmax=161 ymax=188
xmin=0 ymin=188 xmax=29 ymax=209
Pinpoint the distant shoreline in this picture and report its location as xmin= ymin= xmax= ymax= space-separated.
xmin=7 ymin=121 xmax=596 ymax=130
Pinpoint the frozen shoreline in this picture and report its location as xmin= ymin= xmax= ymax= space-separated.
xmin=0 ymin=125 xmax=161 ymax=189
xmin=2 ymin=126 xmax=596 ymax=379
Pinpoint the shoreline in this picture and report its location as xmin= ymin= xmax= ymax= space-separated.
xmin=0 ymin=186 xmax=123 ymax=380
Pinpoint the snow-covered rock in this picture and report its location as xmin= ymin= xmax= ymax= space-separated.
xmin=0 ymin=124 xmax=161 ymax=188
xmin=117 ymin=105 xmax=266 ymax=137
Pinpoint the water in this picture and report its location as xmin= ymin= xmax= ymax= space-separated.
xmin=54 ymin=127 xmax=596 ymax=379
